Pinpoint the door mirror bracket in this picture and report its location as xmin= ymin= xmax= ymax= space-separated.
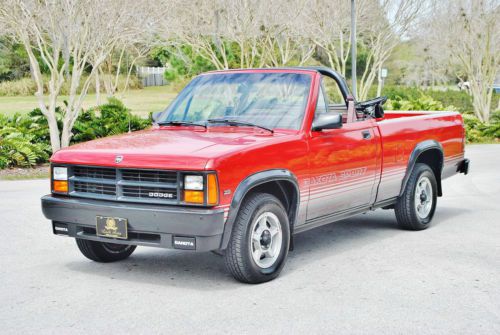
xmin=312 ymin=113 xmax=342 ymax=131
xmin=152 ymin=111 xmax=162 ymax=123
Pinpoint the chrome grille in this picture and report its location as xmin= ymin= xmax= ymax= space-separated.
xmin=122 ymin=169 xmax=176 ymax=183
xmin=68 ymin=166 xmax=180 ymax=204
xmin=73 ymin=166 xmax=116 ymax=180
xmin=74 ymin=181 xmax=116 ymax=196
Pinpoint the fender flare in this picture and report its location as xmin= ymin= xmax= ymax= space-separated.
xmin=219 ymin=169 xmax=300 ymax=250
xmin=400 ymin=140 xmax=444 ymax=197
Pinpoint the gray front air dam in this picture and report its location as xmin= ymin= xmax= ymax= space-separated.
xmin=41 ymin=195 xmax=226 ymax=251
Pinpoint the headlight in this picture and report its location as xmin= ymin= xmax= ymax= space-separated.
xmin=183 ymin=174 xmax=218 ymax=205
xmin=184 ymin=175 xmax=203 ymax=190
xmin=53 ymin=167 xmax=68 ymax=180
xmin=52 ymin=166 xmax=68 ymax=193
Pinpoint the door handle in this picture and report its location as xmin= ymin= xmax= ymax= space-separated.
xmin=362 ymin=130 xmax=371 ymax=140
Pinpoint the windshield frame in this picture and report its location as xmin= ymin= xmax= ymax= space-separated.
xmin=157 ymin=69 xmax=315 ymax=132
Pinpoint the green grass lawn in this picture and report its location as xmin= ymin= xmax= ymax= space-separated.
xmin=0 ymin=85 xmax=179 ymax=116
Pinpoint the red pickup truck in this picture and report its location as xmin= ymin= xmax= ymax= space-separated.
xmin=41 ymin=67 xmax=469 ymax=283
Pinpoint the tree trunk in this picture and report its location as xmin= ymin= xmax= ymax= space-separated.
xmin=95 ymin=70 xmax=101 ymax=105
xmin=36 ymin=92 xmax=61 ymax=152
xmin=61 ymin=117 xmax=73 ymax=148
xmin=46 ymin=113 xmax=61 ymax=152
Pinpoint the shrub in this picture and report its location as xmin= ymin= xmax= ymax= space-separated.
xmin=386 ymin=93 xmax=455 ymax=111
xmin=380 ymin=85 xmax=422 ymax=101
xmin=9 ymin=98 xmax=151 ymax=145
xmin=379 ymin=85 xmax=472 ymax=113
xmin=0 ymin=98 xmax=151 ymax=169
xmin=425 ymin=90 xmax=473 ymax=114
xmin=385 ymin=91 xmax=499 ymax=143
xmin=71 ymin=97 xmax=151 ymax=143
xmin=24 ymin=107 xmax=64 ymax=144
xmin=462 ymin=111 xmax=499 ymax=143
xmin=0 ymin=125 xmax=51 ymax=168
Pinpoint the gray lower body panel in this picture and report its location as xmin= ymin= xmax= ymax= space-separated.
xmin=41 ymin=195 xmax=225 ymax=252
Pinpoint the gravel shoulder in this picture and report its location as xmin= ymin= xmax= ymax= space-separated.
xmin=0 ymin=164 xmax=49 ymax=180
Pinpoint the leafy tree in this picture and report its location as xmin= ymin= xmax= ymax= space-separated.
xmin=151 ymin=45 xmax=217 ymax=81
xmin=0 ymin=37 xmax=31 ymax=81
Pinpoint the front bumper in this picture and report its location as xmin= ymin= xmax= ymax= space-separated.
xmin=41 ymin=195 xmax=225 ymax=251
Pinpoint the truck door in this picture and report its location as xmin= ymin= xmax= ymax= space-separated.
xmin=306 ymin=81 xmax=381 ymax=221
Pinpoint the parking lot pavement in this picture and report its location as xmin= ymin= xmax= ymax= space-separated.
xmin=0 ymin=144 xmax=499 ymax=334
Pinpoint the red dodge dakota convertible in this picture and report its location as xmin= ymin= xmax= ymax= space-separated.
xmin=41 ymin=67 xmax=469 ymax=283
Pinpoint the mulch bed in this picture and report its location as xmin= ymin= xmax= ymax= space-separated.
xmin=0 ymin=164 xmax=50 ymax=180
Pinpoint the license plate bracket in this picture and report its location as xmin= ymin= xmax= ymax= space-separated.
xmin=96 ymin=216 xmax=128 ymax=239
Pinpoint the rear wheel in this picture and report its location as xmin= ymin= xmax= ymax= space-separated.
xmin=224 ymin=193 xmax=290 ymax=284
xmin=395 ymin=163 xmax=437 ymax=230
xmin=76 ymin=238 xmax=136 ymax=262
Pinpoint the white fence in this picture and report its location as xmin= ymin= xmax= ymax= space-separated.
xmin=137 ymin=66 xmax=168 ymax=87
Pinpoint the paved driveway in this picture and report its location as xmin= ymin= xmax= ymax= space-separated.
xmin=0 ymin=145 xmax=499 ymax=334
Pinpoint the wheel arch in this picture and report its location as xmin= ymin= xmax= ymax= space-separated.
xmin=401 ymin=140 xmax=444 ymax=197
xmin=219 ymin=169 xmax=300 ymax=250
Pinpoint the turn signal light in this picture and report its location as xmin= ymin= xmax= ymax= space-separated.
xmin=53 ymin=180 xmax=68 ymax=193
xmin=207 ymin=174 xmax=218 ymax=205
xmin=184 ymin=190 xmax=204 ymax=204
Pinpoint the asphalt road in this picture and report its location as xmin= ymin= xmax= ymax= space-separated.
xmin=0 ymin=144 xmax=499 ymax=334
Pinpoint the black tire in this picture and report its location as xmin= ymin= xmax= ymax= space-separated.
xmin=76 ymin=238 xmax=136 ymax=262
xmin=395 ymin=163 xmax=438 ymax=230
xmin=224 ymin=193 xmax=290 ymax=284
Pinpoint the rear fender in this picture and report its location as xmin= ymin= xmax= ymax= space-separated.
xmin=400 ymin=140 xmax=444 ymax=197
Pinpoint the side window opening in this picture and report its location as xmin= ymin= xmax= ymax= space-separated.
xmin=321 ymin=74 xmax=355 ymax=123
xmin=315 ymin=85 xmax=328 ymax=117
xmin=322 ymin=75 xmax=345 ymax=107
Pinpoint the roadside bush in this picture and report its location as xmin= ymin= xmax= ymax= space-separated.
xmin=380 ymin=85 xmax=422 ymax=101
xmin=0 ymin=98 xmax=151 ymax=169
xmin=71 ymin=97 xmax=151 ymax=143
xmin=0 ymin=119 xmax=51 ymax=168
xmin=385 ymin=92 xmax=499 ymax=143
xmin=24 ymin=98 xmax=151 ymax=144
xmin=463 ymin=111 xmax=500 ymax=143
xmin=380 ymin=85 xmax=473 ymax=113
xmin=386 ymin=93 xmax=454 ymax=111
xmin=425 ymin=90 xmax=473 ymax=114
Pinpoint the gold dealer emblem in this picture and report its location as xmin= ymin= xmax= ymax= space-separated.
xmin=104 ymin=217 xmax=118 ymax=232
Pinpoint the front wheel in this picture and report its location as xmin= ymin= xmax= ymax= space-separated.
xmin=224 ymin=193 xmax=290 ymax=284
xmin=76 ymin=239 xmax=136 ymax=262
xmin=395 ymin=163 xmax=438 ymax=230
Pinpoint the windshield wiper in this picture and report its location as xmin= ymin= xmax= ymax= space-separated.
xmin=157 ymin=120 xmax=207 ymax=129
xmin=207 ymin=118 xmax=274 ymax=133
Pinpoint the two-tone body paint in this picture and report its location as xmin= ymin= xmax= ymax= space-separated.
xmin=375 ymin=111 xmax=465 ymax=201
xmin=50 ymin=68 xmax=466 ymax=233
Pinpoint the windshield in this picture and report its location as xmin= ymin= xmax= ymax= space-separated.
xmin=159 ymin=72 xmax=312 ymax=130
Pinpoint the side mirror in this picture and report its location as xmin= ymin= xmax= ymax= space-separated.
xmin=312 ymin=113 xmax=342 ymax=131
xmin=152 ymin=111 xmax=163 ymax=123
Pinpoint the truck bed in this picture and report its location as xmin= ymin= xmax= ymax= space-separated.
xmin=374 ymin=110 xmax=465 ymax=202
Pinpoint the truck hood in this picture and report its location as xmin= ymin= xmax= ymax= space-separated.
xmin=51 ymin=127 xmax=294 ymax=170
